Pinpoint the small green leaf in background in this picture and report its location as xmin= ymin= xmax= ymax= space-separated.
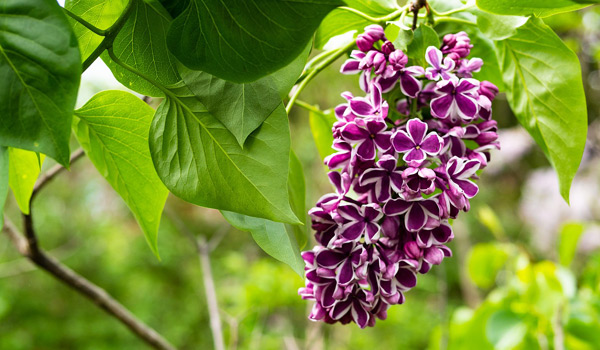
xmin=65 ymin=0 xmax=127 ymax=60
xmin=0 ymin=147 xmax=9 ymax=228
xmin=0 ymin=0 xmax=81 ymax=166
xmin=388 ymin=24 xmax=414 ymax=52
xmin=467 ymin=243 xmax=509 ymax=289
xmin=101 ymin=0 xmax=181 ymax=97
xmin=477 ymin=205 xmax=506 ymax=240
xmin=497 ymin=18 xmax=587 ymax=203
xmin=309 ymin=109 xmax=337 ymax=162
xmin=74 ymin=91 xmax=168 ymax=257
xmin=485 ymin=310 xmax=528 ymax=350
xmin=476 ymin=0 xmax=592 ymax=18
xmin=558 ymin=222 xmax=585 ymax=267
xmin=314 ymin=0 xmax=395 ymax=49
xmin=475 ymin=11 xmax=529 ymax=41
xmin=407 ymin=25 xmax=440 ymax=66
xmin=8 ymin=148 xmax=45 ymax=215
xmin=149 ymin=90 xmax=300 ymax=224
xmin=167 ymin=0 xmax=342 ymax=83
xmin=287 ymin=151 xmax=307 ymax=249
xmin=221 ymin=211 xmax=305 ymax=277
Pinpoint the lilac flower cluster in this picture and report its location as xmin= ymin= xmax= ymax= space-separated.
xmin=298 ymin=26 xmax=500 ymax=328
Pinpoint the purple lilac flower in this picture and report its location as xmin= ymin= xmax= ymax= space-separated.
xmin=359 ymin=155 xmax=404 ymax=202
xmin=431 ymin=78 xmax=480 ymax=123
xmin=300 ymin=27 xmax=499 ymax=328
xmin=425 ymin=46 xmax=455 ymax=81
xmin=441 ymin=31 xmax=472 ymax=63
xmin=392 ymin=119 xmax=443 ymax=166
xmin=341 ymin=119 xmax=392 ymax=160
xmin=335 ymin=203 xmax=383 ymax=244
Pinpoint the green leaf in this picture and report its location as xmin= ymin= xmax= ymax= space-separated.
xmin=0 ymin=0 xmax=81 ymax=166
xmin=314 ymin=0 xmax=397 ymax=50
xmin=388 ymin=24 xmax=414 ymax=52
xmin=149 ymin=89 xmax=300 ymax=224
xmin=65 ymin=0 xmax=127 ymax=60
xmin=179 ymin=69 xmax=280 ymax=146
xmin=74 ymin=91 xmax=168 ymax=257
xmin=179 ymin=43 xmax=310 ymax=146
xmin=406 ymin=25 xmax=440 ymax=66
xmin=222 ymin=211 xmax=304 ymax=277
xmin=467 ymin=243 xmax=508 ymax=289
xmin=8 ymin=148 xmax=44 ymax=215
xmin=476 ymin=0 xmax=592 ymax=18
xmin=497 ymin=18 xmax=587 ymax=203
xmin=287 ymin=151 xmax=307 ymax=249
xmin=485 ymin=310 xmax=528 ymax=349
xmin=101 ymin=0 xmax=181 ymax=97
xmin=315 ymin=10 xmax=369 ymax=50
xmin=0 ymin=147 xmax=9 ymax=228
xmin=309 ymin=109 xmax=337 ymax=161
xmin=475 ymin=11 xmax=528 ymax=41
xmin=270 ymin=42 xmax=312 ymax=100
xmin=166 ymin=0 xmax=342 ymax=83
xmin=558 ymin=222 xmax=585 ymax=267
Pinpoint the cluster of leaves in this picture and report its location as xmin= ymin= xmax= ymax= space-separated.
xmin=429 ymin=220 xmax=600 ymax=350
xmin=0 ymin=0 xmax=592 ymax=275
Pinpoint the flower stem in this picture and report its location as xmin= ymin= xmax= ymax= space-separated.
xmin=338 ymin=6 xmax=407 ymax=25
xmin=63 ymin=8 xmax=107 ymax=36
xmin=286 ymin=40 xmax=356 ymax=114
xmin=81 ymin=0 xmax=137 ymax=72
xmin=429 ymin=3 xmax=475 ymax=16
xmin=295 ymin=100 xmax=323 ymax=114
xmin=434 ymin=17 xmax=477 ymax=26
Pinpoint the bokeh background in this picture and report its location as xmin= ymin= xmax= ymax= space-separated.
xmin=1 ymin=6 xmax=600 ymax=350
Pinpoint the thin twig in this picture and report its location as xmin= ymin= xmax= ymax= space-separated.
xmin=166 ymin=210 xmax=226 ymax=350
xmin=197 ymin=236 xmax=226 ymax=350
xmin=31 ymin=148 xmax=85 ymax=201
xmin=2 ymin=218 xmax=176 ymax=350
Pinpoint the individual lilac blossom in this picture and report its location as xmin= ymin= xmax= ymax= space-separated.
xmin=335 ymin=203 xmax=383 ymax=244
xmin=383 ymin=198 xmax=440 ymax=232
xmin=392 ymin=119 xmax=443 ymax=166
xmin=341 ymin=120 xmax=392 ymax=160
xmin=316 ymin=171 xmax=353 ymax=212
xmin=431 ymin=78 xmax=480 ymax=123
xmin=442 ymin=156 xmax=481 ymax=211
xmin=425 ymin=46 xmax=455 ymax=81
xmin=441 ymin=31 xmax=472 ymax=62
xmin=402 ymin=240 xmax=452 ymax=273
xmin=315 ymin=243 xmax=368 ymax=288
xmin=359 ymin=155 xmax=404 ymax=202
xmin=324 ymin=141 xmax=354 ymax=171
xmin=456 ymin=57 xmax=483 ymax=78
xmin=356 ymin=25 xmax=385 ymax=52
xmin=348 ymin=82 xmax=388 ymax=118
xmin=477 ymin=80 xmax=499 ymax=120
xmin=340 ymin=50 xmax=367 ymax=75
xmin=377 ymin=65 xmax=425 ymax=96
xmin=401 ymin=167 xmax=437 ymax=197
xmin=416 ymin=223 xmax=454 ymax=248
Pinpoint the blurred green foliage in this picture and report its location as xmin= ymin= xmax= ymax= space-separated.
xmin=1 ymin=5 xmax=600 ymax=350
